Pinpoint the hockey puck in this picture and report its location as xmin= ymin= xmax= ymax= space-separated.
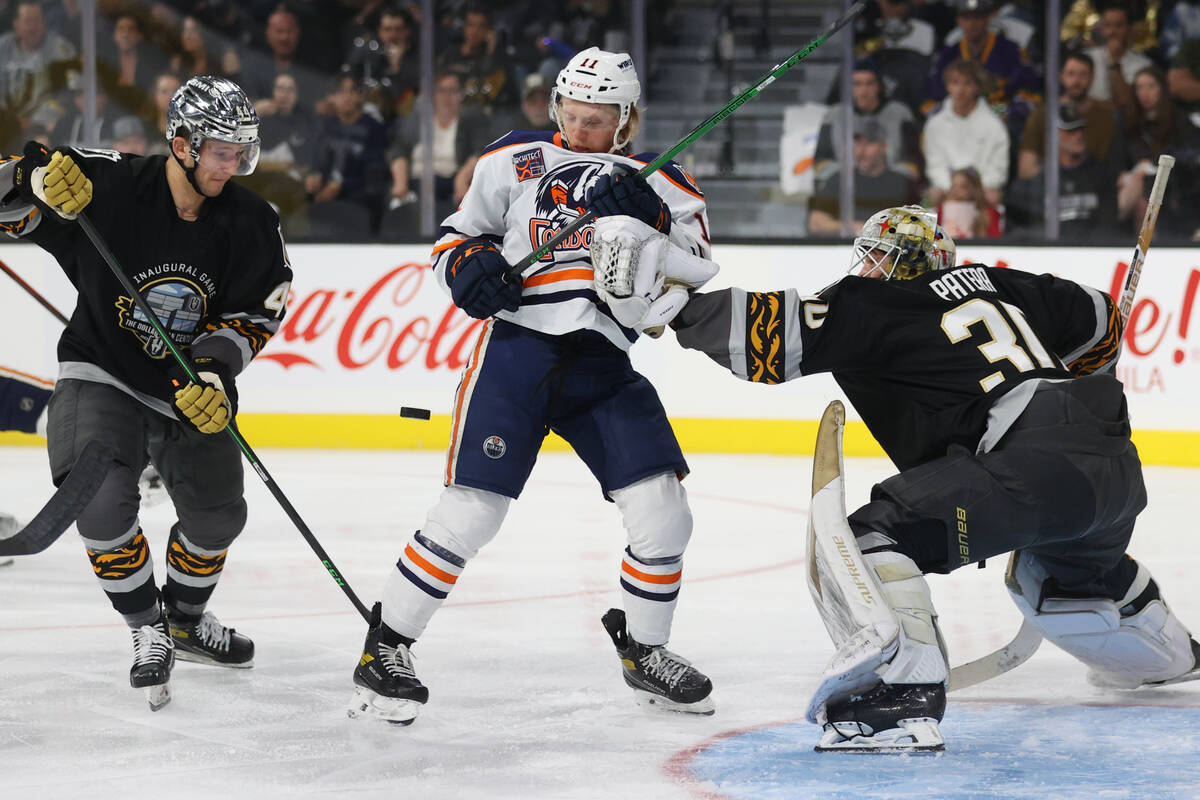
xmin=399 ymin=406 xmax=432 ymax=420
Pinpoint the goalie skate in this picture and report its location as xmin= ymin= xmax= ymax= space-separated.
xmin=816 ymin=682 xmax=946 ymax=753
xmin=601 ymin=608 xmax=714 ymax=715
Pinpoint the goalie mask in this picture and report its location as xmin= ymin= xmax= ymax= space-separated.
xmin=166 ymin=76 xmax=261 ymax=178
xmin=850 ymin=205 xmax=940 ymax=281
xmin=550 ymin=47 xmax=641 ymax=153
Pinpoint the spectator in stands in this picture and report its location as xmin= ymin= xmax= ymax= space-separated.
xmin=305 ymin=74 xmax=390 ymax=237
xmin=1007 ymin=104 xmax=1119 ymax=239
xmin=386 ymin=71 xmax=491 ymax=220
xmin=922 ymin=59 xmax=1009 ymax=207
xmin=1117 ymin=66 xmax=1200 ymax=238
xmin=258 ymin=71 xmax=316 ymax=178
xmin=1167 ymin=34 xmax=1200 ymax=112
xmin=807 ymin=116 xmax=919 ymax=235
xmin=922 ymin=0 xmax=1040 ymax=142
xmin=53 ymin=85 xmax=122 ymax=148
xmin=241 ymin=5 xmax=327 ymax=112
xmin=0 ymin=0 xmax=77 ymax=152
xmin=829 ymin=0 xmax=933 ymax=117
xmin=342 ymin=4 xmax=420 ymax=122
xmin=99 ymin=12 xmax=167 ymax=113
xmin=111 ymin=114 xmax=149 ymax=155
xmin=437 ymin=4 xmax=517 ymax=114
xmin=1085 ymin=2 xmax=1151 ymax=116
xmin=937 ymin=166 xmax=1003 ymax=239
xmin=495 ymin=72 xmax=557 ymax=135
xmin=144 ymin=71 xmax=180 ymax=153
xmin=815 ymin=58 xmax=920 ymax=179
xmin=170 ymin=15 xmax=239 ymax=80
xmin=1161 ymin=1 xmax=1200 ymax=61
xmin=1018 ymin=51 xmax=1124 ymax=180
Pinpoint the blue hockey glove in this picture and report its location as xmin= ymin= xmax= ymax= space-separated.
xmin=446 ymin=239 xmax=523 ymax=319
xmin=585 ymin=168 xmax=671 ymax=234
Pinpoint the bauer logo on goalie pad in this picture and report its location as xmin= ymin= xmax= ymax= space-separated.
xmin=512 ymin=147 xmax=546 ymax=182
xmin=483 ymin=435 xmax=506 ymax=459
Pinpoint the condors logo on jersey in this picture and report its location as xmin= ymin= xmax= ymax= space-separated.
xmin=528 ymin=161 xmax=607 ymax=262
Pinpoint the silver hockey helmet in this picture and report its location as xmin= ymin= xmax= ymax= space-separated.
xmin=850 ymin=205 xmax=941 ymax=280
xmin=166 ymin=76 xmax=260 ymax=176
xmin=550 ymin=47 xmax=641 ymax=153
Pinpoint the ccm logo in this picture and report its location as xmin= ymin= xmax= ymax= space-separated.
xmin=569 ymin=81 xmax=594 ymax=89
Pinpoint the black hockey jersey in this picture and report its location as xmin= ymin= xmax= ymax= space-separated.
xmin=8 ymin=150 xmax=292 ymax=411
xmin=674 ymin=265 xmax=1121 ymax=470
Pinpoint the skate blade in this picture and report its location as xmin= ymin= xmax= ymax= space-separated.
xmin=145 ymin=683 xmax=171 ymax=712
xmin=631 ymin=688 xmax=715 ymax=716
xmin=815 ymin=717 xmax=944 ymax=753
xmin=346 ymin=685 xmax=422 ymax=725
xmin=174 ymin=649 xmax=253 ymax=669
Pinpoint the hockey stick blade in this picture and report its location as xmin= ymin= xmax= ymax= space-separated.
xmin=0 ymin=440 xmax=113 ymax=556
xmin=947 ymin=619 xmax=1042 ymax=692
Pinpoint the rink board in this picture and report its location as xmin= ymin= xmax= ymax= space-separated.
xmin=2 ymin=242 xmax=1198 ymax=464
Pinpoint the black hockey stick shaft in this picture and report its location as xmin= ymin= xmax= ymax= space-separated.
xmin=76 ymin=213 xmax=371 ymax=623
xmin=503 ymin=1 xmax=865 ymax=284
xmin=0 ymin=257 xmax=70 ymax=325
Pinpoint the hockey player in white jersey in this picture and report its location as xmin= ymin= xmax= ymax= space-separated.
xmin=348 ymin=47 xmax=720 ymax=725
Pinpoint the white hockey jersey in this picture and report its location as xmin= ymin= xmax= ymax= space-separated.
xmin=431 ymin=130 xmax=712 ymax=352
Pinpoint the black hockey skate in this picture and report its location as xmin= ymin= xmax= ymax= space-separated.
xmin=130 ymin=614 xmax=175 ymax=712
xmin=817 ymin=682 xmax=946 ymax=753
xmin=601 ymin=608 xmax=714 ymax=715
xmin=347 ymin=602 xmax=429 ymax=725
xmin=166 ymin=607 xmax=254 ymax=668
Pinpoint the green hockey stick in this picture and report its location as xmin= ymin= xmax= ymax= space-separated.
xmin=503 ymin=1 xmax=865 ymax=283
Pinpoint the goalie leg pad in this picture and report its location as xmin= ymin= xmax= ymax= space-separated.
xmin=381 ymin=486 xmax=510 ymax=639
xmin=1008 ymin=553 xmax=1198 ymax=687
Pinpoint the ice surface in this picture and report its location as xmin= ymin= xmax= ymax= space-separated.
xmin=1 ymin=446 xmax=1197 ymax=799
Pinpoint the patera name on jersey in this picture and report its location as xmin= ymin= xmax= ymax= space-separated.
xmin=928 ymin=266 xmax=997 ymax=302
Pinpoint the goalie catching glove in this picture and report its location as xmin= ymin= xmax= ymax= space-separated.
xmin=591 ymin=215 xmax=718 ymax=332
xmin=12 ymin=141 xmax=93 ymax=220
xmin=169 ymin=357 xmax=237 ymax=435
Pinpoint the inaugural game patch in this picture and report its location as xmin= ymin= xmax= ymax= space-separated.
xmin=513 ymin=147 xmax=546 ymax=182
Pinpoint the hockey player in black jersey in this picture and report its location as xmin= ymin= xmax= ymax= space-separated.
xmin=669 ymin=205 xmax=1199 ymax=751
xmin=0 ymin=76 xmax=293 ymax=710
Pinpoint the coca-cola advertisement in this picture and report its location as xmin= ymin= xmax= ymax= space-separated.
xmin=1 ymin=243 xmax=1198 ymax=457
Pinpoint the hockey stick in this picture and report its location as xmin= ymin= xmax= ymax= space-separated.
xmin=502 ymin=1 xmax=865 ymax=284
xmin=949 ymin=155 xmax=1181 ymax=689
xmin=0 ymin=439 xmax=113 ymax=555
xmin=1118 ymin=154 xmax=1175 ymax=326
xmin=0 ymin=257 xmax=70 ymax=325
xmin=74 ymin=212 xmax=371 ymax=623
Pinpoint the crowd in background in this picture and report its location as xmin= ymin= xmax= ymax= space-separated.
xmin=0 ymin=0 xmax=656 ymax=239
xmin=1 ymin=0 xmax=1199 ymax=243
xmin=808 ymin=0 xmax=1200 ymax=243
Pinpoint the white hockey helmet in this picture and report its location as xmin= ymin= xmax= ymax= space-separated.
xmin=166 ymin=75 xmax=261 ymax=176
xmin=550 ymin=46 xmax=641 ymax=152
xmin=850 ymin=205 xmax=941 ymax=280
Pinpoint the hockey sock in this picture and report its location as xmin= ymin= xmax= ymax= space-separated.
xmin=85 ymin=526 xmax=159 ymax=626
xmin=382 ymin=530 xmax=468 ymax=640
xmin=163 ymin=523 xmax=228 ymax=619
xmin=619 ymin=547 xmax=682 ymax=646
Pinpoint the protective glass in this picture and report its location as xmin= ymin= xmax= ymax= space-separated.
xmin=197 ymin=138 xmax=260 ymax=176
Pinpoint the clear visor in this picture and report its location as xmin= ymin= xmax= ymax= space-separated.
xmin=198 ymin=138 xmax=260 ymax=176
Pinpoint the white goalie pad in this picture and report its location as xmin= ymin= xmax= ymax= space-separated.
xmin=1007 ymin=553 xmax=1198 ymax=688
xmin=805 ymin=401 xmax=947 ymax=725
xmin=590 ymin=215 xmax=719 ymax=330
